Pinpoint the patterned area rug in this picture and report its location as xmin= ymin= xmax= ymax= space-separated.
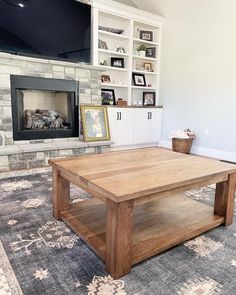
xmin=0 ymin=168 xmax=235 ymax=295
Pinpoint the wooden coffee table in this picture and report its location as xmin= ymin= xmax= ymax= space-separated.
xmin=49 ymin=148 xmax=236 ymax=279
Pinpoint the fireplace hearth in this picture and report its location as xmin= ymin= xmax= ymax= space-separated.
xmin=11 ymin=75 xmax=79 ymax=141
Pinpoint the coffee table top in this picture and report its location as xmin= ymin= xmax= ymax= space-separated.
xmin=49 ymin=148 xmax=236 ymax=202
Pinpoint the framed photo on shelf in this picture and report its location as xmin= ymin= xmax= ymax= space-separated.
xmin=132 ymin=73 xmax=146 ymax=87
xmin=135 ymin=61 xmax=144 ymax=71
xmin=144 ymin=62 xmax=153 ymax=72
xmin=143 ymin=92 xmax=156 ymax=106
xmin=146 ymin=47 xmax=156 ymax=58
xmin=80 ymin=105 xmax=110 ymax=142
xmin=111 ymin=57 xmax=124 ymax=68
xmin=101 ymin=75 xmax=111 ymax=83
xmin=101 ymin=88 xmax=116 ymax=105
xmin=140 ymin=30 xmax=153 ymax=42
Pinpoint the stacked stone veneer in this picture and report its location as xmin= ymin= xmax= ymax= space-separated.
xmin=0 ymin=53 xmax=113 ymax=171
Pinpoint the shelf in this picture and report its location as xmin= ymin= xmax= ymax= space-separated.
xmin=133 ymin=55 xmax=157 ymax=61
xmin=60 ymin=195 xmax=224 ymax=266
xmin=97 ymin=65 xmax=129 ymax=72
xmin=98 ymin=49 xmax=129 ymax=57
xmin=133 ymin=38 xmax=158 ymax=46
xmin=132 ymin=86 xmax=157 ymax=90
xmin=98 ymin=30 xmax=130 ymax=40
xmin=132 ymin=70 xmax=157 ymax=75
xmin=101 ymin=83 xmax=129 ymax=88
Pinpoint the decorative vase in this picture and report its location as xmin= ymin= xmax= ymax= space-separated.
xmin=137 ymin=50 xmax=146 ymax=57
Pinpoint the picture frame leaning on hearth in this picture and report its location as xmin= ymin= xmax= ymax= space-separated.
xmin=80 ymin=105 xmax=110 ymax=142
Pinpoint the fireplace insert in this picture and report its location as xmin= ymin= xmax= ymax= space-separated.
xmin=11 ymin=75 xmax=79 ymax=141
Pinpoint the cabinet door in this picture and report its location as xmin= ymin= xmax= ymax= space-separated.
xmin=116 ymin=109 xmax=134 ymax=146
xmin=147 ymin=109 xmax=162 ymax=143
xmin=107 ymin=108 xmax=134 ymax=146
xmin=107 ymin=108 xmax=118 ymax=143
xmin=133 ymin=109 xmax=149 ymax=144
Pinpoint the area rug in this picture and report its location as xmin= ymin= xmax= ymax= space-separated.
xmin=0 ymin=168 xmax=235 ymax=295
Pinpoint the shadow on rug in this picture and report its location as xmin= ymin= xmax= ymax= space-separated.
xmin=0 ymin=168 xmax=235 ymax=295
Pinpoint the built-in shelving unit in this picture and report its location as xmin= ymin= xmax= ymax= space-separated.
xmin=92 ymin=0 xmax=163 ymax=106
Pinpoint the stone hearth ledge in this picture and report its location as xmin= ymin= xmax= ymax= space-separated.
xmin=0 ymin=140 xmax=113 ymax=171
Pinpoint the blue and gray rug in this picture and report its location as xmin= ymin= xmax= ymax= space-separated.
xmin=0 ymin=168 xmax=235 ymax=295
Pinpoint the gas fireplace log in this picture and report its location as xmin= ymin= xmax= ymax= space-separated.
xmin=36 ymin=109 xmax=66 ymax=121
xmin=25 ymin=109 xmax=66 ymax=130
xmin=50 ymin=117 xmax=64 ymax=129
xmin=25 ymin=109 xmax=33 ymax=129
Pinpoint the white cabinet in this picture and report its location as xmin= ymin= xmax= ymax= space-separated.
xmin=133 ymin=108 xmax=162 ymax=145
xmin=107 ymin=107 xmax=162 ymax=147
xmin=147 ymin=109 xmax=162 ymax=143
xmin=133 ymin=109 xmax=149 ymax=144
xmin=108 ymin=108 xmax=134 ymax=146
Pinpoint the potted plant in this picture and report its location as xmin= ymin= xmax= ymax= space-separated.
xmin=136 ymin=44 xmax=147 ymax=57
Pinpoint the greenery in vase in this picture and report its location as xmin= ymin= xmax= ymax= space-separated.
xmin=137 ymin=44 xmax=147 ymax=52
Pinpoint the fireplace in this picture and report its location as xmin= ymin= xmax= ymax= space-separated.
xmin=11 ymin=75 xmax=79 ymax=141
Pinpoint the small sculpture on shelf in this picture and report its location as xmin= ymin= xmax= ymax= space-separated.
xmin=116 ymin=47 xmax=125 ymax=54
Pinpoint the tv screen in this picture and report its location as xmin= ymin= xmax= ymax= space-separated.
xmin=0 ymin=0 xmax=91 ymax=63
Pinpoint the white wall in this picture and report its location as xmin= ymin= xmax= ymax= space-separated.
xmin=159 ymin=0 xmax=236 ymax=161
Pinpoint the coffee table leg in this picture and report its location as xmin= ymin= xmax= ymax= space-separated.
xmin=214 ymin=172 xmax=236 ymax=226
xmin=105 ymin=199 xmax=134 ymax=279
xmin=52 ymin=168 xmax=70 ymax=220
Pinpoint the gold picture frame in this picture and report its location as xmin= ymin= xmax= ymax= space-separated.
xmin=80 ymin=105 xmax=110 ymax=142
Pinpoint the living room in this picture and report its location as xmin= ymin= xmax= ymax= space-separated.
xmin=0 ymin=0 xmax=235 ymax=294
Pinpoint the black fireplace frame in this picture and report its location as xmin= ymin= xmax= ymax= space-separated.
xmin=11 ymin=75 xmax=79 ymax=141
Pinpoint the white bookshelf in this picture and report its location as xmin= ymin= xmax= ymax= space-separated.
xmin=92 ymin=0 xmax=163 ymax=106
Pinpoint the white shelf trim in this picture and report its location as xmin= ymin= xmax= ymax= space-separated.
xmin=132 ymin=86 xmax=157 ymax=90
xmin=132 ymin=70 xmax=157 ymax=75
xmin=101 ymin=83 xmax=129 ymax=88
xmin=133 ymin=55 xmax=157 ymax=61
xmin=98 ymin=30 xmax=130 ymax=39
xmin=97 ymin=65 xmax=129 ymax=71
xmin=98 ymin=49 xmax=129 ymax=56
xmin=133 ymin=38 xmax=158 ymax=46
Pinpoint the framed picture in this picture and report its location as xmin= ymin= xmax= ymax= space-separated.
xmin=101 ymin=75 xmax=111 ymax=83
xmin=143 ymin=92 xmax=156 ymax=106
xmin=146 ymin=47 xmax=156 ymax=58
xmin=80 ymin=105 xmax=110 ymax=142
xmin=140 ymin=30 xmax=153 ymax=42
xmin=132 ymin=73 xmax=146 ymax=87
xmin=101 ymin=88 xmax=116 ymax=105
xmin=144 ymin=62 xmax=153 ymax=72
xmin=111 ymin=57 xmax=124 ymax=68
xmin=135 ymin=61 xmax=144 ymax=71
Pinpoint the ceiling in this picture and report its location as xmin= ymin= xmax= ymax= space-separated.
xmin=114 ymin=0 xmax=196 ymax=17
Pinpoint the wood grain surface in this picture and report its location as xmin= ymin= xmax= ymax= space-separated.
xmin=59 ymin=195 xmax=224 ymax=267
xmin=49 ymin=147 xmax=236 ymax=202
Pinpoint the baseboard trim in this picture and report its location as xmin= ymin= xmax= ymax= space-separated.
xmin=160 ymin=140 xmax=236 ymax=162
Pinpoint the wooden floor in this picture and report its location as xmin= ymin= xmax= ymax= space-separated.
xmin=60 ymin=194 xmax=224 ymax=265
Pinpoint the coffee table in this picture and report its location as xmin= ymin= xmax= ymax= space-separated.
xmin=49 ymin=148 xmax=236 ymax=279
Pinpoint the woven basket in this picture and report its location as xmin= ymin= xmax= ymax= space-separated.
xmin=172 ymin=138 xmax=193 ymax=154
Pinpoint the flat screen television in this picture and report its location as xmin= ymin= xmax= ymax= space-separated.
xmin=0 ymin=0 xmax=91 ymax=63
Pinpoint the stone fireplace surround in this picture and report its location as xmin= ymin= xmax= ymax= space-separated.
xmin=0 ymin=52 xmax=112 ymax=171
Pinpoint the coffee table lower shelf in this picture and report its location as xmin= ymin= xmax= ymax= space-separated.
xmin=60 ymin=194 xmax=224 ymax=266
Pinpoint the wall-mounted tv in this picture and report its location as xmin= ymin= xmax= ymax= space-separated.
xmin=0 ymin=0 xmax=91 ymax=63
